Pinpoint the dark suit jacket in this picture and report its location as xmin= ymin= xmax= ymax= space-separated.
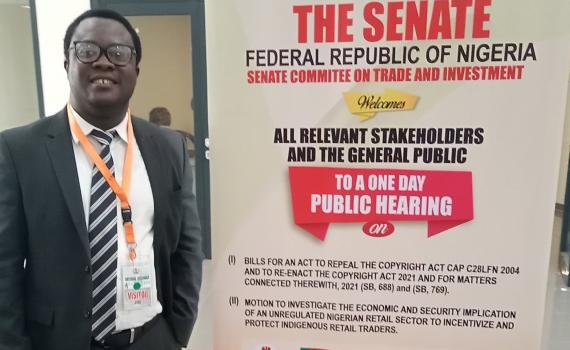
xmin=0 ymin=109 xmax=203 ymax=350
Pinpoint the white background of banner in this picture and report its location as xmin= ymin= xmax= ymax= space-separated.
xmin=206 ymin=1 xmax=570 ymax=349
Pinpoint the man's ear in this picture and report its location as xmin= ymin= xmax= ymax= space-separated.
xmin=64 ymin=59 xmax=69 ymax=72
xmin=136 ymin=66 xmax=140 ymax=76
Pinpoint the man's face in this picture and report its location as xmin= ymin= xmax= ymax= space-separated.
xmin=65 ymin=17 xmax=139 ymax=115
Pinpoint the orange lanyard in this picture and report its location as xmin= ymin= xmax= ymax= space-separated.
xmin=67 ymin=103 xmax=137 ymax=262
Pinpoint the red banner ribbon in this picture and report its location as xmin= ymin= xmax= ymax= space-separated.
xmin=289 ymin=167 xmax=473 ymax=240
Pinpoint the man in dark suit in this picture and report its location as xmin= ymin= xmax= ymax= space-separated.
xmin=0 ymin=9 xmax=203 ymax=350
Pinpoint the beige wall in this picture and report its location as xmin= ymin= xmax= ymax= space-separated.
xmin=0 ymin=3 xmax=39 ymax=130
xmin=128 ymin=15 xmax=194 ymax=134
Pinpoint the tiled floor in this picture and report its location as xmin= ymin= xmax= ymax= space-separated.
xmin=543 ymin=214 xmax=570 ymax=350
xmin=544 ymin=280 xmax=570 ymax=349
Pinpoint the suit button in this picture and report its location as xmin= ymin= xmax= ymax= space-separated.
xmin=84 ymin=265 xmax=90 ymax=273
xmin=84 ymin=311 xmax=91 ymax=319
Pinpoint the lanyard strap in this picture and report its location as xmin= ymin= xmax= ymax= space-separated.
xmin=67 ymin=103 xmax=138 ymax=261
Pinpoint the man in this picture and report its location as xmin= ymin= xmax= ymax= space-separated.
xmin=148 ymin=106 xmax=172 ymax=127
xmin=148 ymin=106 xmax=195 ymax=158
xmin=0 ymin=9 xmax=203 ymax=350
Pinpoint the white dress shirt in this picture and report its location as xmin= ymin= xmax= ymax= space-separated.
xmin=69 ymin=107 xmax=162 ymax=331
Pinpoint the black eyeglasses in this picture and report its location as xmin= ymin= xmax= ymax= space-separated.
xmin=70 ymin=41 xmax=136 ymax=66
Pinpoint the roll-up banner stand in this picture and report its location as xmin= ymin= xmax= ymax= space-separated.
xmin=206 ymin=1 xmax=570 ymax=349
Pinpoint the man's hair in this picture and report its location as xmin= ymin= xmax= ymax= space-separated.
xmin=149 ymin=107 xmax=172 ymax=126
xmin=63 ymin=9 xmax=142 ymax=65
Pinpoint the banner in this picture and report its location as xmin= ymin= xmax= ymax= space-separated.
xmin=206 ymin=1 xmax=570 ymax=349
xmin=289 ymin=167 xmax=473 ymax=238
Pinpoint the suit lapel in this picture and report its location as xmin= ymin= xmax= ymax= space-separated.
xmin=132 ymin=118 xmax=166 ymax=246
xmin=44 ymin=110 xmax=90 ymax=257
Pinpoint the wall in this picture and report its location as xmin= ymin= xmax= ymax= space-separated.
xmin=0 ymin=2 xmax=39 ymax=130
xmin=35 ymin=0 xmax=90 ymax=115
xmin=128 ymin=15 xmax=195 ymax=134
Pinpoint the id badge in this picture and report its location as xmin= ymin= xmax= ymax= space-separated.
xmin=122 ymin=263 xmax=153 ymax=310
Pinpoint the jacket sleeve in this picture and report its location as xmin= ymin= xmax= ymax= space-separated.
xmin=0 ymin=133 xmax=32 ymax=350
xmin=168 ymin=133 xmax=204 ymax=346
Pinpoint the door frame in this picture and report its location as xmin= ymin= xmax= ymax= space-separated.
xmin=91 ymin=0 xmax=211 ymax=258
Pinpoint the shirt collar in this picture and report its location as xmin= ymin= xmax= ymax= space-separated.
xmin=69 ymin=105 xmax=129 ymax=144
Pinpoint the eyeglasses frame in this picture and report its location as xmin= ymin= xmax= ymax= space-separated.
xmin=69 ymin=40 xmax=137 ymax=67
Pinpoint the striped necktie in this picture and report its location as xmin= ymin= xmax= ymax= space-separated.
xmin=88 ymin=129 xmax=118 ymax=341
